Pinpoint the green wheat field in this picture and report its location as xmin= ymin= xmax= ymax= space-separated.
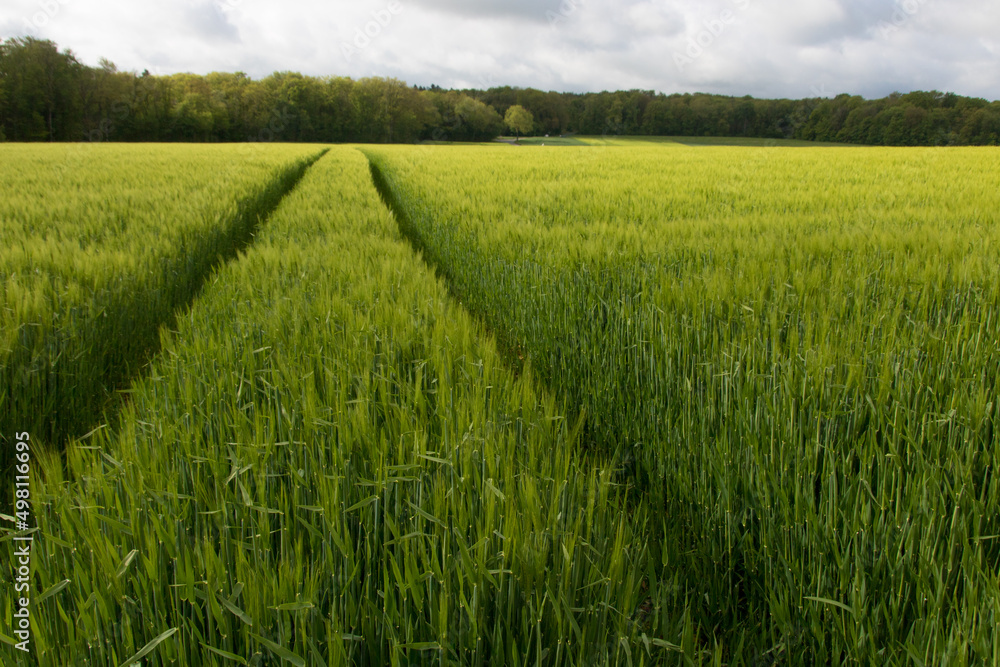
xmin=1 ymin=140 xmax=998 ymax=665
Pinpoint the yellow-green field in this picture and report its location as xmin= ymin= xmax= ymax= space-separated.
xmin=2 ymin=142 xmax=998 ymax=665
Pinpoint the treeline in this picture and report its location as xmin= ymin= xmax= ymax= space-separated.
xmin=2 ymin=36 xmax=999 ymax=146
xmin=0 ymin=37 xmax=441 ymax=143
xmin=470 ymin=87 xmax=1000 ymax=145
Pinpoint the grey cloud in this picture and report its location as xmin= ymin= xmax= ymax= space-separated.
xmin=409 ymin=0 xmax=565 ymax=22
xmin=185 ymin=2 xmax=240 ymax=42
xmin=743 ymin=0 xmax=930 ymax=49
xmin=836 ymin=0 xmax=900 ymax=35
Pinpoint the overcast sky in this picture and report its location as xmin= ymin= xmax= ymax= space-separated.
xmin=2 ymin=0 xmax=997 ymax=99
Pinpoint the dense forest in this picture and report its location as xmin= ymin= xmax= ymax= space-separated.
xmin=2 ymin=36 xmax=998 ymax=145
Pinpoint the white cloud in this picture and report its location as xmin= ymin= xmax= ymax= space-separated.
xmin=408 ymin=0 xmax=563 ymax=21
xmin=622 ymin=2 xmax=685 ymax=36
xmin=0 ymin=0 xmax=996 ymax=99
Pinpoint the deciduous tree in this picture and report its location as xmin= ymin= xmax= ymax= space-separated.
xmin=504 ymin=104 xmax=533 ymax=142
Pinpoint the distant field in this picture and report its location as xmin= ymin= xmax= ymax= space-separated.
xmin=496 ymin=135 xmax=592 ymax=146
xmin=2 ymin=141 xmax=998 ymax=665
xmin=499 ymin=135 xmax=850 ymax=147
xmin=662 ymin=135 xmax=851 ymax=147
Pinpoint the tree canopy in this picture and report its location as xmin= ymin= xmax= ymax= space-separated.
xmin=1 ymin=37 xmax=997 ymax=146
